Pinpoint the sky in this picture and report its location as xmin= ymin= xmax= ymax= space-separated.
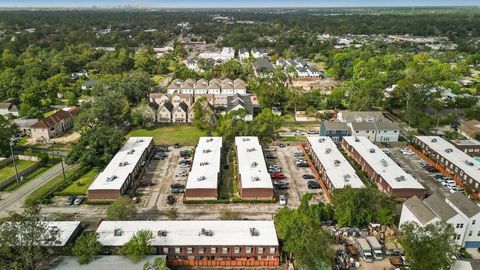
xmin=0 ymin=0 xmax=479 ymax=8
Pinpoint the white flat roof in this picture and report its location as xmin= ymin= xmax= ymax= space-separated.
xmin=416 ymin=136 xmax=480 ymax=183
xmin=186 ymin=137 xmax=222 ymax=190
xmin=235 ymin=136 xmax=273 ymax=189
xmin=307 ymin=136 xmax=365 ymax=189
xmin=96 ymin=220 xmax=278 ymax=247
xmin=6 ymin=221 xmax=81 ymax=246
xmin=343 ymin=136 xmax=424 ymax=190
xmin=88 ymin=137 xmax=153 ymax=191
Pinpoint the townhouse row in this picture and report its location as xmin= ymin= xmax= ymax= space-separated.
xmin=166 ymin=78 xmax=246 ymax=95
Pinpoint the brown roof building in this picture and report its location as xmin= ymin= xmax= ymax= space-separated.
xmin=30 ymin=108 xmax=78 ymax=142
xmin=460 ymin=120 xmax=480 ymax=140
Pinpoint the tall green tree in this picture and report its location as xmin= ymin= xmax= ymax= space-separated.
xmin=143 ymin=258 xmax=171 ymax=270
xmin=399 ymin=221 xmax=457 ymax=270
xmin=0 ymin=115 xmax=16 ymax=157
xmin=118 ymin=230 xmax=153 ymax=263
xmin=106 ymin=197 xmax=137 ymax=221
xmin=72 ymin=232 xmax=103 ymax=265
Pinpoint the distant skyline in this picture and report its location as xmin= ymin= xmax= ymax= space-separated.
xmin=1 ymin=0 xmax=479 ymax=8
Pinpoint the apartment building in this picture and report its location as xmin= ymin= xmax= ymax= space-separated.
xmin=413 ymin=136 xmax=480 ymax=193
xmin=95 ymin=220 xmax=280 ymax=267
xmin=341 ymin=136 xmax=425 ymax=199
xmin=306 ymin=136 xmax=365 ymax=191
xmin=87 ymin=137 xmax=154 ymax=200
xmin=185 ymin=137 xmax=222 ymax=200
xmin=235 ymin=137 xmax=274 ymax=200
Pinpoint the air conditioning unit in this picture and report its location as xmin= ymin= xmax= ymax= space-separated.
xmin=157 ymin=230 xmax=168 ymax=237
xmin=334 ymin=160 xmax=340 ymax=166
xmin=203 ymin=149 xmax=211 ymax=153
xmin=325 ymin=148 xmax=331 ymax=154
xmin=250 ymin=228 xmax=259 ymax=236
xmin=431 ymin=138 xmax=437 ymax=142
xmin=243 ymin=138 xmax=250 ymax=141
xmin=445 ymin=148 xmax=453 ymax=153
xmin=200 ymin=228 xmax=214 ymax=236
xmin=200 ymin=162 xmax=209 ymax=166
xmin=127 ymin=149 xmax=135 ymax=154
xmin=197 ymin=176 xmax=206 ymax=181
xmin=114 ymin=228 xmax=122 ymax=237
xmin=369 ymin=148 xmax=375 ymax=153
xmin=252 ymin=176 xmax=260 ymax=181
xmin=247 ymin=147 xmax=256 ymax=152
xmin=395 ymin=176 xmax=406 ymax=182
xmin=251 ymin=162 xmax=258 ymax=167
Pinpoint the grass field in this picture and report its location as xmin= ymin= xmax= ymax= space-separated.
xmin=59 ymin=168 xmax=98 ymax=195
xmin=127 ymin=125 xmax=206 ymax=146
xmin=1 ymin=160 xmax=59 ymax=191
xmin=0 ymin=160 xmax=36 ymax=183
xmin=25 ymin=167 xmax=77 ymax=205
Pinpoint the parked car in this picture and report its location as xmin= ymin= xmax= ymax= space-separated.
xmin=274 ymin=184 xmax=289 ymax=190
xmin=307 ymin=181 xmax=321 ymax=189
xmin=139 ymin=181 xmax=154 ymax=187
xmin=271 ymin=173 xmax=287 ymax=179
xmin=171 ymin=183 xmax=185 ymax=189
xmin=279 ymin=144 xmax=285 ymax=148
xmin=179 ymin=160 xmax=192 ymax=165
xmin=273 ymin=180 xmax=288 ymax=186
xmin=433 ymin=174 xmax=445 ymax=179
xmin=265 ymin=154 xmax=277 ymax=159
xmin=171 ymin=188 xmax=185 ymax=194
xmin=180 ymin=150 xmax=191 ymax=158
xmin=74 ymin=196 xmax=85 ymax=205
xmin=66 ymin=196 xmax=76 ymax=205
xmin=296 ymin=161 xmax=308 ymax=167
xmin=307 ymin=129 xmax=318 ymax=134
xmin=166 ymin=195 xmax=175 ymax=205
xmin=279 ymin=195 xmax=287 ymax=206
xmin=302 ymin=174 xmax=315 ymax=180
xmin=179 ymin=163 xmax=190 ymax=168
xmin=292 ymin=151 xmax=303 ymax=157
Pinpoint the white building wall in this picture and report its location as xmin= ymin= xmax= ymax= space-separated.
xmin=375 ymin=130 xmax=399 ymax=142
xmin=463 ymin=213 xmax=480 ymax=247
xmin=447 ymin=214 xmax=469 ymax=246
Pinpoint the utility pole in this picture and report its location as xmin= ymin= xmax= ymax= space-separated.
xmin=60 ymin=156 xmax=66 ymax=181
xmin=9 ymin=140 xmax=19 ymax=183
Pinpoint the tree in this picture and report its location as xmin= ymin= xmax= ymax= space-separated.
xmin=72 ymin=232 xmax=103 ymax=265
xmin=250 ymin=108 xmax=283 ymax=143
xmin=143 ymin=257 xmax=171 ymax=270
xmin=0 ymin=205 xmax=59 ymax=270
xmin=0 ymin=115 xmax=16 ymax=157
xmin=332 ymin=187 xmax=396 ymax=227
xmin=118 ymin=230 xmax=153 ymax=263
xmin=399 ymin=221 xmax=457 ymax=270
xmin=275 ymin=195 xmax=334 ymax=270
xmin=106 ymin=197 xmax=136 ymax=220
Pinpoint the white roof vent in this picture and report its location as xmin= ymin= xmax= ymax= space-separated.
xmin=251 ymin=162 xmax=258 ymax=167
xmin=242 ymin=138 xmax=250 ymax=141
xmin=137 ymin=139 xmax=144 ymax=143
xmin=106 ymin=175 xmax=118 ymax=182
xmin=200 ymin=162 xmax=209 ymax=166
xmin=127 ymin=149 xmax=135 ymax=154
xmin=197 ymin=176 xmax=206 ymax=181
xmin=395 ymin=175 xmax=406 ymax=182
xmin=325 ymin=148 xmax=331 ymax=154
xmin=157 ymin=230 xmax=167 ymax=237
xmin=464 ymin=160 xmax=474 ymax=166
xmin=206 ymin=138 xmax=213 ymax=142
xmin=344 ymin=174 xmax=351 ymax=182
xmin=203 ymin=149 xmax=211 ymax=153
xmin=200 ymin=228 xmax=214 ymax=236
xmin=445 ymin=148 xmax=453 ymax=153
xmin=246 ymin=147 xmax=256 ymax=152
xmin=250 ymin=227 xmax=260 ymax=236
xmin=334 ymin=160 xmax=340 ymax=166
xmin=354 ymin=137 xmax=360 ymax=142
xmin=380 ymin=159 xmax=388 ymax=167
xmin=369 ymin=148 xmax=375 ymax=153
xmin=119 ymin=161 xmax=129 ymax=167
xmin=114 ymin=228 xmax=123 ymax=237
xmin=318 ymin=138 xmax=325 ymax=143
xmin=431 ymin=138 xmax=438 ymax=142
xmin=252 ymin=176 xmax=260 ymax=182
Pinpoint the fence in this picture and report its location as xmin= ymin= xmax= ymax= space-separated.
xmin=0 ymin=161 xmax=42 ymax=190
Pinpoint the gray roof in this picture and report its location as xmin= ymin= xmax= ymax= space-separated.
xmin=374 ymin=120 xmax=400 ymax=131
xmin=14 ymin=118 xmax=38 ymax=129
xmin=404 ymin=196 xmax=438 ymax=225
xmin=160 ymin=101 xmax=174 ymax=112
xmin=82 ymin=80 xmax=98 ymax=87
xmin=447 ymin=192 xmax=480 ymax=218
xmin=253 ymin=58 xmax=274 ymax=72
xmin=239 ymin=48 xmax=249 ymax=54
xmin=340 ymin=111 xmax=385 ymax=122
xmin=322 ymin=121 xmax=350 ymax=131
xmin=350 ymin=122 xmax=377 ymax=131
xmin=424 ymin=193 xmax=458 ymax=221
xmin=227 ymin=94 xmax=254 ymax=114
xmin=45 ymin=255 xmax=165 ymax=270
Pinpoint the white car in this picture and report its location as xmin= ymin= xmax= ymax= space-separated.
xmin=179 ymin=164 xmax=190 ymax=168
xmin=175 ymin=172 xmax=188 ymax=177
xmin=279 ymin=195 xmax=287 ymax=206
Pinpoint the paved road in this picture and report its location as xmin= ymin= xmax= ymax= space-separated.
xmin=0 ymin=162 xmax=73 ymax=217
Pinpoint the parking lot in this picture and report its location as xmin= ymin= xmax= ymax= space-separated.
xmin=386 ymin=146 xmax=450 ymax=197
xmin=273 ymin=144 xmax=327 ymax=207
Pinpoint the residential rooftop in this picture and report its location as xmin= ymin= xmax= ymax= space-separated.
xmin=343 ymin=136 xmax=425 ymax=190
xmin=447 ymin=192 xmax=480 ymax=219
xmin=96 ymin=220 xmax=279 ymax=247
xmin=235 ymin=136 xmax=273 ymax=189
xmin=307 ymin=136 xmax=365 ymax=189
xmin=404 ymin=196 xmax=438 ymax=225
xmin=415 ymin=136 xmax=480 ymax=184
xmin=88 ymin=137 xmax=153 ymax=191
xmin=186 ymin=137 xmax=222 ymax=190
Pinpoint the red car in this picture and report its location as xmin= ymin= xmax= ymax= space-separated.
xmin=270 ymin=173 xmax=287 ymax=179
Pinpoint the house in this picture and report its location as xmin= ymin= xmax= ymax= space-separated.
xmin=221 ymin=79 xmax=234 ymax=95
xmin=198 ymin=47 xmax=235 ymax=62
xmin=188 ymin=98 xmax=215 ymax=125
xmin=233 ymin=78 xmax=247 ymax=94
xmin=185 ymin=59 xmax=197 ymax=71
xmin=400 ymin=192 xmax=480 ymax=248
xmin=235 ymin=137 xmax=274 ymax=200
xmin=253 ymin=58 xmax=275 ymax=78
xmin=185 ymin=137 xmax=222 ymax=200
xmin=87 ymin=137 xmax=154 ymax=200
xmin=194 ymin=78 xmax=208 ymax=95
xmin=208 ymin=78 xmax=222 ymax=95
xmin=373 ymin=121 xmax=400 ymax=142
xmin=80 ymin=80 xmax=98 ymax=91
xmin=319 ymin=121 xmax=350 ymax=142
xmin=167 ymin=79 xmax=183 ymax=94
xmin=13 ymin=118 xmax=38 ymax=135
xmin=149 ymin=93 xmax=170 ymax=105
xmin=349 ymin=122 xmax=377 ymax=142
xmin=146 ymin=101 xmax=159 ymax=122
xmin=70 ymin=69 xmax=88 ymax=80
xmin=153 ymin=46 xmax=173 ymax=58
xmin=460 ymin=120 xmax=480 ymax=140
xmin=172 ymin=102 xmax=189 ymax=123
xmin=450 ymin=260 xmax=480 ymax=270
xmin=0 ymin=102 xmax=19 ymax=117
xmin=238 ymin=48 xmax=250 ymax=60
xmin=95 ymin=220 xmax=280 ymax=267
xmin=252 ymin=48 xmax=268 ymax=58
xmin=341 ymin=136 xmax=425 ymax=199
xmin=227 ymin=94 xmax=260 ymax=121
xmin=306 ymin=136 xmax=365 ymax=191
xmin=337 ymin=111 xmax=386 ymax=123
xmin=171 ymin=93 xmax=193 ymax=107
xmin=157 ymin=101 xmax=174 ymax=123
xmin=180 ymin=79 xmax=195 ymax=95
xmin=30 ymin=108 xmax=78 ymax=142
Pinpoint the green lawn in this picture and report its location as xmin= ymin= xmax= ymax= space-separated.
xmin=127 ymin=125 xmax=206 ymax=146
xmin=25 ymin=167 xmax=77 ymax=206
xmin=1 ymin=160 xmax=59 ymax=191
xmin=0 ymin=160 xmax=36 ymax=183
xmin=59 ymin=168 xmax=99 ymax=195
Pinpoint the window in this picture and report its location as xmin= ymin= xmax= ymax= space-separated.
xmin=270 ymin=247 xmax=276 ymax=254
xmin=199 ymin=248 xmax=205 ymax=254
xmin=456 ymin=234 xmax=461 ymax=240
xmin=175 ymin=247 xmax=181 ymax=254
xmin=234 ymin=247 xmax=240 ymax=254
xmin=222 ymin=247 xmax=228 ymax=254
xmin=162 ymin=247 xmax=169 ymax=254
xmin=469 ymin=231 xmax=473 ymax=237
xmin=473 ymin=220 xmax=476 ymax=225
xmin=246 ymin=247 xmax=252 ymax=254
xmin=356 ymin=131 xmax=359 ymax=133
xmin=477 ymin=231 xmax=480 ymax=237
xmin=187 ymin=247 xmax=193 ymax=254
xmin=258 ymin=247 xmax=264 ymax=254
xmin=456 ymin=223 xmax=464 ymax=229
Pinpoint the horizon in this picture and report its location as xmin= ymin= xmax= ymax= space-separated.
xmin=1 ymin=0 xmax=480 ymax=8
